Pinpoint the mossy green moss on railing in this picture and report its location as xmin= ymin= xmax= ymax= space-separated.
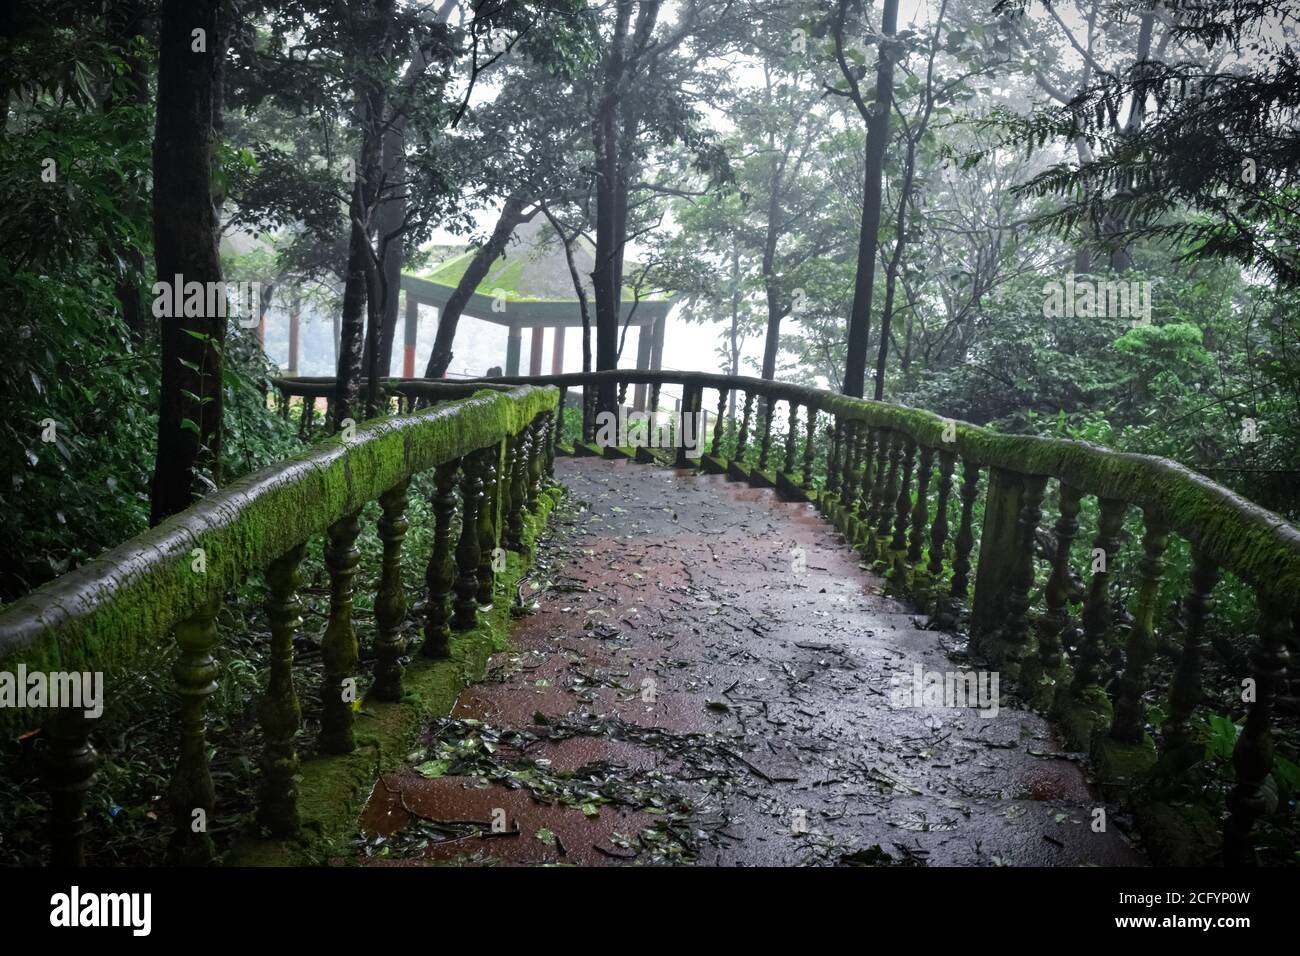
xmin=0 ymin=386 xmax=555 ymax=695
xmin=0 ymin=384 xmax=559 ymax=866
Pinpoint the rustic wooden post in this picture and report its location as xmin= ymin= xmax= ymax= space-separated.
xmin=423 ymin=459 xmax=459 ymax=658
xmin=258 ymin=543 xmax=307 ymax=835
xmin=1110 ymin=507 xmax=1171 ymax=743
xmin=372 ymin=484 xmax=409 ymax=702
xmin=43 ymin=706 xmax=97 ymax=866
xmin=1161 ymin=551 xmax=1220 ymax=750
xmin=1223 ymin=593 xmax=1292 ymax=864
xmin=167 ymin=594 xmax=221 ymax=864
xmin=320 ymin=511 xmax=361 ymax=754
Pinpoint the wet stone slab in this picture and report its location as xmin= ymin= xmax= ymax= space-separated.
xmin=353 ymin=457 xmax=1145 ymax=867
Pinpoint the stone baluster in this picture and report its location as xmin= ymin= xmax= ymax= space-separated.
xmin=528 ymin=415 xmax=545 ymax=507
xmin=1109 ymin=508 xmax=1171 ymax=743
xmin=736 ymin=391 xmax=754 ymax=461
xmin=711 ymin=389 xmax=728 ymax=457
xmin=1223 ymin=594 xmax=1291 ymax=864
xmin=166 ymin=594 xmax=221 ymax=864
xmin=757 ymin=398 xmax=774 ymax=472
xmin=940 ymin=460 xmax=981 ymax=625
xmin=864 ymin=430 xmax=892 ymax=558
xmin=258 ymin=543 xmax=307 ymax=834
xmin=320 ymin=512 xmax=361 ymax=754
xmin=507 ymin=427 xmax=530 ymax=548
xmin=372 ymin=485 xmax=409 ymax=702
xmin=423 ymin=459 xmax=460 ymax=658
xmin=43 ymin=706 xmax=98 ymax=866
xmin=801 ymin=406 xmax=817 ymax=486
xmin=1033 ymin=483 xmax=1082 ymax=689
xmin=1161 ymin=551 xmax=1219 ymax=750
xmin=784 ymin=403 xmax=799 ymax=475
xmin=875 ymin=434 xmax=903 ymax=564
xmin=907 ymin=445 xmax=934 ymax=568
xmin=888 ymin=439 xmax=916 ymax=583
xmin=453 ymin=452 xmax=484 ymax=630
xmin=992 ymin=474 xmax=1047 ymax=681
xmin=856 ymin=428 xmax=877 ymax=526
xmin=476 ymin=444 xmax=500 ymax=606
xmin=1072 ymin=498 xmax=1127 ymax=697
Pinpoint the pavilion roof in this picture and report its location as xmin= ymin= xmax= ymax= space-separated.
xmin=402 ymin=216 xmax=671 ymax=306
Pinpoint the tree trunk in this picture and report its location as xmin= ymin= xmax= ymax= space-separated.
xmin=841 ymin=0 xmax=899 ymax=398
xmin=423 ymin=198 xmax=534 ymax=378
xmin=333 ymin=0 xmax=394 ymax=428
xmin=728 ymin=242 xmax=741 ymax=418
xmin=591 ymin=1 xmax=633 ymax=419
xmin=372 ymin=30 xmax=440 ymax=380
xmin=759 ymin=173 xmax=785 ymax=382
xmin=149 ymin=0 xmax=224 ymax=525
xmin=372 ymin=124 xmax=405 ymax=380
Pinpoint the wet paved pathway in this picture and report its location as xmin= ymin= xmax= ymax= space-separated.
xmin=356 ymin=457 xmax=1145 ymax=866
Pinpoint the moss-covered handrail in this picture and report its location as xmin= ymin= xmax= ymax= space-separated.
xmin=278 ymin=368 xmax=1300 ymax=865
xmin=0 ymin=384 xmax=559 ymax=865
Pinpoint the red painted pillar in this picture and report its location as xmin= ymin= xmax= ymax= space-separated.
xmin=402 ymin=293 xmax=418 ymax=378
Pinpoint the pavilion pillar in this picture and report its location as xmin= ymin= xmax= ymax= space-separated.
xmin=529 ymin=326 xmax=544 ymax=376
xmin=403 ymin=293 xmax=418 ymax=379
xmin=551 ymin=326 xmax=565 ymax=375
xmin=505 ymin=325 xmax=522 ymax=376
xmin=633 ymin=320 xmax=654 ymax=411
xmin=651 ymin=312 xmax=666 ymax=370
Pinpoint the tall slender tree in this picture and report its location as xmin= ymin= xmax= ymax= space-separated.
xmin=836 ymin=0 xmax=899 ymax=399
xmin=149 ymin=0 xmax=226 ymax=524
